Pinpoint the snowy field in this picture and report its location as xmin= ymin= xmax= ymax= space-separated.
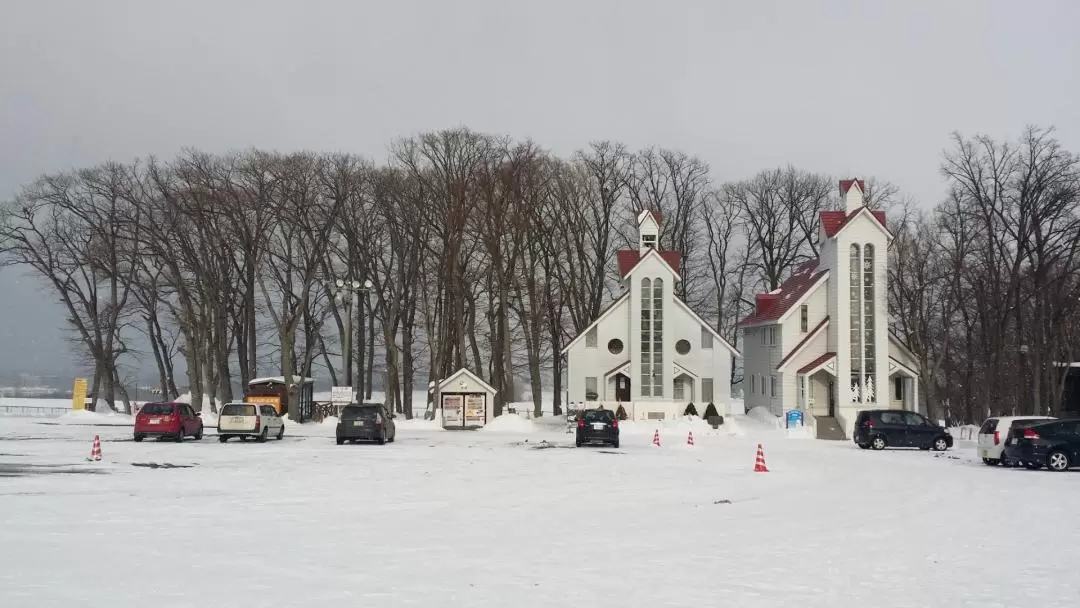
xmin=1 ymin=408 xmax=1079 ymax=607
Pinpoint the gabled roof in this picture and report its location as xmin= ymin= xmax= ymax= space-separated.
xmin=797 ymin=352 xmax=836 ymax=375
xmin=636 ymin=209 xmax=663 ymax=226
xmin=616 ymin=248 xmax=681 ymax=279
xmin=438 ymin=368 xmax=497 ymax=394
xmin=249 ymin=376 xmax=314 ymax=386
xmin=559 ymin=293 xmax=630 ymax=355
xmin=820 ymin=207 xmax=890 ymax=238
xmin=671 ymin=297 xmax=742 ymax=358
xmin=839 ymin=179 xmax=865 ymax=196
xmin=603 ymin=360 xmax=631 ymax=378
xmin=776 ymin=317 xmax=829 ymax=371
xmin=888 ymin=356 xmax=920 ymax=378
xmin=740 ymin=260 xmax=828 ymax=326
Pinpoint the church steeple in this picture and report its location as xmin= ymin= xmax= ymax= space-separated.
xmin=840 ymin=178 xmax=866 ymax=212
xmin=637 ymin=209 xmax=661 ymax=254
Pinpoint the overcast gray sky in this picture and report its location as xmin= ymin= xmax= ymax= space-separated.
xmin=1 ymin=0 xmax=1078 ymax=377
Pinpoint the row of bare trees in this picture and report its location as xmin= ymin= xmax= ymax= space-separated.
xmin=1 ymin=126 xmax=1076 ymax=423
xmin=889 ymin=126 xmax=1080 ymax=423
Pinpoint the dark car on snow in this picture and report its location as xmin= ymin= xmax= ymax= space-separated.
xmin=576 ymin=408 xmax=619 ymax=448
xmin=336 ymin=403 xmax=396 ymax=445
xmin=853 ymin=409 xmax=953 ymax=451
xmin=1002 ymin=418 xmax=1080 ymax=471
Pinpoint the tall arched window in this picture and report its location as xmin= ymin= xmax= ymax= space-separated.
xmin=640 ymin=279 xmax=652 ymax=397
xmin=863 ymin=244 xmax=875 ymax=384
xmin=652 ymin=278 xmax=664 ymax=397
xmin=849 ymin=244 xmax=862 ymax=394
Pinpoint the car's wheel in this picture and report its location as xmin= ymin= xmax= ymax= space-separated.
xmin=575 ymin=440 xmax=582 ymax=447
xmin=612 ymin=439 xmax=619 ymax=449
xmin=256 ymin=428 xmax=268 ymax=443
xmin=1047 ymin=450 xmax=1071 ymax=472
xmin=982 ymin=458 xmax=1000 ymax=466
xmin=336 ymin=437 xmax=345 ymax=446
xmin=856 ymin=442 xmax=870 ymax=450
xmin=276 ymin=425 xmax=284 ymax=440
xmin=194 ymin=426 xmax=203 ymax=440
xmin=133 ymin=434 xmax=144 ymax=442
xmin=219 ymin=435 xmax=228 ymax=443
xmin=932 ymin=437 xmax=949 ymax=452
xmin=871 ymin=436 xmax=887 ymax=450
xmin=377 ymin=431 xmax=386 ymax=445
xmin=175 ymin=430 xmax=184 ymax=443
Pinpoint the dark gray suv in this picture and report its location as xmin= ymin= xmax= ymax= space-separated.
xmin=336 ymin=403 xmax=396 ymax=445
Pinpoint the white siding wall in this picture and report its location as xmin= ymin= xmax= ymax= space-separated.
xmin=778 ymin=282 xmax=829 ymax=414
xmin=565 ymin=297 xmax=630 ymax=403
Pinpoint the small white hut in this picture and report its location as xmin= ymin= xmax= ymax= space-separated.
xmin=438 ymin=368 xmax=497 ymax=429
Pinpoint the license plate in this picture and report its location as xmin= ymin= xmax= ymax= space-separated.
xmin=353 ymin=421 xmax=365 ymax=427
xmin=231 ymin=417 xmax=245 ymax=423
xmin=1011 ymin=438 xmax=1018 ymax=445
xmin=591 ymin=422 xmax=605 ymax=430
xmin=149 ymin=419 xmax=160 ymax=425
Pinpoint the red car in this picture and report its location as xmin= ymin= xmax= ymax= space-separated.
xmin=134 ymin=402 xmax=204 ymax=442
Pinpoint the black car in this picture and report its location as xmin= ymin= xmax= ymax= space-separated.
xmin=576 ymin=408 xmax=619 ymax=448
xmin=853 ymin=409 xmax=953 ymax=451
xmin=336 ymin=403 xmax=396 ymax=445
xmin=1002 ymin=419 xmax=1080 ymax=471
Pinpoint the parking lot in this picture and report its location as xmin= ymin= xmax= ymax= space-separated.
xmin=2 ymin=414 xmax=1078 ymax=607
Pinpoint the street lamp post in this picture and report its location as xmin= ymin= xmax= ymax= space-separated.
xmin=356 ymin=279 xmax=373 ymax=400
xmin=333 ymin=277 xmax=373 ymax=398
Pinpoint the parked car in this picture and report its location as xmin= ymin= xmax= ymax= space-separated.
xmin=134 ymin=402 xmax=203 ymax=442
xmin=1002 ymin=418 xmax=1080 ymax=471
xmin=576 ymin=407 xmax=619 ymax=448
xmin=977 ymin=416 xmax=1055 ymax=465
xmin=336 ymin=403 xmax=396 ymax=445
xmin=853 ymin=409 xmax=953 ymax=451
xmin=217 ymin=402 xmax=285 ymax=443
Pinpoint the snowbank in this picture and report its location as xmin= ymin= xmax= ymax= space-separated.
xmin=479 ymin=414 xmax=538 ymax=433
xmin=58 ymin=409 xmax=133 ymax=425
xmin=747 ymin=406 xmax=782 ymax=428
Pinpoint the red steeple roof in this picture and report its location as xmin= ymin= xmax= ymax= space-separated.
xmin=617 ymin=249 xmax=680 ymax=278
xmin=739 ymin=260 xmax=827 ymax=326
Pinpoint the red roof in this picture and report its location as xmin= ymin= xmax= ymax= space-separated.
xmin=739 ymin=260 xmax=826 ymax=326
xmin=839 ymin=179 xmax=865 ymax=196
xmin=820 ymin=208 xmax=888 ymax=238
xmin=797 ymin=352 xmax=836 ymax=374
xmin=617 ymin=249 xmax=680 ymax=278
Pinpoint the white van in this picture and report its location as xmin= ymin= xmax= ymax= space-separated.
xmin=977 ymin=416 xmax=1055 ymax=465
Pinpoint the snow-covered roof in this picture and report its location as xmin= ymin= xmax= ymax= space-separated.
xmin=248 ymin=376 xmax=314 ymax=386
xmin=438 ymin=368 xmax=497 ymax=394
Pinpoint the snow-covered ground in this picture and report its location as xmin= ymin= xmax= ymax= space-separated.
xmin=1 ymin=408 xmax=1077 ymax=607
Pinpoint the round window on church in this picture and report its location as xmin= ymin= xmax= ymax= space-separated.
xmin=676 ymin=339 xmax=691 ymax=355
xmin=608 ymin=339 xmax=624 ymax=355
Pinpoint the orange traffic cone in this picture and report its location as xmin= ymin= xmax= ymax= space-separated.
xmin=652 ymin=429 xmax=661 ymax=447
xmin=753 ymin=443 xmax=768 ymax=472
xmin=89 ymin=435 xmax=102 ymax=462
xmin=687 ymin=431 xmax=695 ymax=447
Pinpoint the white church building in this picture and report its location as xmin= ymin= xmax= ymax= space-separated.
xmin=562 ymin=211 xmax=740 ymax=420
xmin=739 ymin=179 xmax=921 ymax=438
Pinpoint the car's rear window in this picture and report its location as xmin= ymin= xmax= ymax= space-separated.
xmin=341 ymin=406 xmax=380 ymax=420
xmin=979 ymin=418 xmax=998 ymax=434
xmin=221 ymin=404 xmax=256 ymax=417
xmin=141 ymin=403 xmax=175 ymax=415
xmin=583 ymin=410 xmax=614 ymax=423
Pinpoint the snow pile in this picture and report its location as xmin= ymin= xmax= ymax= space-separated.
xmin=479 ymin=414 xmax=538 ymax=433
xmin=617 ymin=415 xmax=739 ymax=437
xmin=746 ymin=406 xmax=782 ymax=428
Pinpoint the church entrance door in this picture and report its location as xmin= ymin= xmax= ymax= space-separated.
xmin=614 ymin=373 xmax=631 ymax=403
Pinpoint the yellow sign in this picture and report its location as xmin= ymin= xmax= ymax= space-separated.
xmin=246 ymin=395 xmax=282 ymax=414
xmin=72 ymin=377 xmax=88 ymax=410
